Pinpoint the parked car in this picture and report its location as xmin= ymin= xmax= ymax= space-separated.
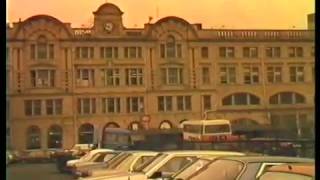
xmin=78 ymin=151 xmax=159 ymax=179
xmin=17 ymin=150 xmax=53 ymax=163
xmin=70 ymin=150 xmax=121 ymax=176
xmin=171 ymin=156 xmax=217 ymax=180
xmin=259 ymin=163 xmax=315 ymax=180
xmin=82 ymin=150 xmax=245 ymax=180
xmin=67 ymin=149 xmax=114 ymax=167
xmin=53 ymin=144 xmax=96 ymax=173
xmin=180 ymin=156 xmax=314 ymax=180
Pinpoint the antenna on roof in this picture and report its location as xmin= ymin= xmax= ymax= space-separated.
xmin=156 ymin=4 xmax=159 ymax=19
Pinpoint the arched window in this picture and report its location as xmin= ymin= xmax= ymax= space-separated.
xmin=47 ymin=125 xmax=62 ymax=149
xmin=166 ymin=35 xmax=176 ymax=58
xmin=30 ymin=35 xmax=54 ymax=60
xmin=159 ymin=120 xmax=172 ymax=130
xmin=222 ymin=93 xmax=260 ymax=106
xmin=105 ymin=122 xmax=120 ymax=128
xmin=128 ymin=121 xmax=141 ymax=131
xmin=269 ymin=92 xmax=306 ymax=105
xmin=37 ymin=35 xmax=48 ymax=59
xmin=160 ymin=35 xmax=182 ymax=58
xmin=26 ymin=126 xmax=41 ymax=149
xmin=78 ymin=123 xmax=94 ymax=144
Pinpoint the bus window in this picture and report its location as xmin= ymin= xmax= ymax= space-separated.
xmin=183 ymin=125 xmax=202 ymax=133
xmin=204 ymin=125 xmax=230 ymax=134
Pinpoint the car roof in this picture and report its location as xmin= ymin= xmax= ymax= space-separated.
xmin=90 ymin=149 xmax=114 ymax=153
xmin=217 ymin=156 xmax=314 ymax=163
xmin=121 ymin=150 xmax=158 ymax=155
xmin=265 ymin=163 xmax=315 ymax=176
xmin=160 ymin=150 xmax=245 ymax=156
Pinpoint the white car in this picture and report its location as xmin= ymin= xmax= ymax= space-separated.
xmin=79 ymin=151 xmax=159 ymax=179
xmin=67 ymin=149 xmax=113 ymax=167
xmin=82 ymin=150 xmax=245 ymax=180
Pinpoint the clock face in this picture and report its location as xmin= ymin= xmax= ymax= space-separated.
xmin=104 ymin=22 xmax=114 ymax=32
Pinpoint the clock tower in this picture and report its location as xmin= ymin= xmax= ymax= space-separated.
xmin=93 ymin=3 xmax=124 ymax=36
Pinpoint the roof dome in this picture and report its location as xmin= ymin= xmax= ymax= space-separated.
xmin=93 ymin=3 xmax=123 ymax=15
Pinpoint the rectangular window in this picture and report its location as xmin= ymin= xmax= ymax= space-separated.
xmin=160 ymin=43 xmax=182 ymax=58
xmin=24 ymin=100 xmax=42 ymax=116
xmin=101 ymin=69 xmax=120 ymax=86
xmin=290 ymin=66 xmax=304 ymax=82
xmin=30 ymin=69 xmax=55 ymax=88
xmin=77 ymin=98 xmax=96 ymax=115
xmin=124 ymin=47 xmax=142 ymax=58
xmin=243 ymin=47 xmax=258 ymax=58
xmin=266 ymin=47 xmax=281 ymax=58
xmin=288 ymin=47 xmax=303 ymax=57
xmin=158 ymin=96 xmax=173 ymax=112
xmin=160 ymin=44 xmax=165 ymax=58
xmin=75 ymin=47 xmax=94 ymax=59
xmin=203 ymin=95 xmax=212 ymax=111
xmin=201 ymin=67 xmax=210 ymax=84
xmin=125 ymin=68 xmax=143 ymax=85
xmin=267 ymin=66 xmax=282 ymax=83
xmin=30 ymin=44 xmax=36 ymax=59
xmin=100 ymin=47 xmax=118 ymax=59
xmin=49 ymin=44 xmax=54 ymax=59
xmin=220 ymin=66 xmax=236 ymax=84
xmin=126 ymin=97 xmax=144 ymax=113
xmin=46 ymin=99 xmax=63 ymax=115
xmin=102 ymin=97 xmax=121 ymax=113
xmin=161 ymin=67 xmax=183 ymax=85
xmin=76 ymin=69 xmax=95 ymax=87
xmin=219 ymin=47 xmax=235 ymax=58
xmin=177 ymin=96 xmax=192 ymax=111
xmin=201 ymin=47 xmax=209 ymax=58
xmin=243 ymin=66 xmax=259 ymax=84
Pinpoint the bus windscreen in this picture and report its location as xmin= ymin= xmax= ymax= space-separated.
xmin=204 ymin=124 xmax=230 ymax=134
xmin=183 ymin=125 xmax=202 ymax=133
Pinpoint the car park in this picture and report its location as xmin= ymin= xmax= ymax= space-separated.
xmin=182 ymin=156 xmax=314 ymax=180
xmin=84 ymin=150 xmax=245 ymax=180
xmin=258 ymin=163 xmax=315 ymax=180
xmin=78 ymin=151 xmax=159 ymax=179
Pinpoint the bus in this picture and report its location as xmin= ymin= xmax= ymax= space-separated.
xmin=100 ymin=128 xmax=132 ymax=150
xmin=182 ymin=119 xmax=240 ymax=142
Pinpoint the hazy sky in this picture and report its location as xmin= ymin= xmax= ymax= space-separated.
xmin=7 ymin=0 xmax=314 ymax=29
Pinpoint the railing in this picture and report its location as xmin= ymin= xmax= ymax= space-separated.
xmin=71 ymin=28 xmax=314 ymax=41
xmin=213 ymin=30 xmax=314 ymax=41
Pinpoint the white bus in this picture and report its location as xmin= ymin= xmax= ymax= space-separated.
xmin=182 ymin=119 xmax=239 ymax=142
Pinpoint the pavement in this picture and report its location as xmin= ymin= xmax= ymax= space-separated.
xmin=6 ymin=163 xmax=73 ymax=180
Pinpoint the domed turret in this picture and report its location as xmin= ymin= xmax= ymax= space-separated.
xmin=93 ymin=3 xmax=124 ymax=36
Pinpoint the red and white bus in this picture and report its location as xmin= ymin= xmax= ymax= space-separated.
xmin=182 ymin=119 xmax=240 ymax=142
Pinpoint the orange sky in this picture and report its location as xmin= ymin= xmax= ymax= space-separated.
xmin=7 ymin=0 xmax=314 ymax=29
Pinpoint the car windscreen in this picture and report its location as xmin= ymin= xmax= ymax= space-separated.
xmin=132 ymin=154 xmax=164 ymax=173
xmin=106 ymin=153 xmax=132 ymax=169
xmin=204 ymin=124 xmax=230 ymax=134
xmin=139 ymin=154 xmax=168 ymax=174
xmin=102 ymin=153 xmax=127 ymax=168
xmin=173 ymin=159 xmax=211 ymax=179
xmin=189 ymin=159 xmax=244 ymax=180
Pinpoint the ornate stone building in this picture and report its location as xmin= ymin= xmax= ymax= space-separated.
xmin=7 ymin=3 xmax=314 ymax=151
